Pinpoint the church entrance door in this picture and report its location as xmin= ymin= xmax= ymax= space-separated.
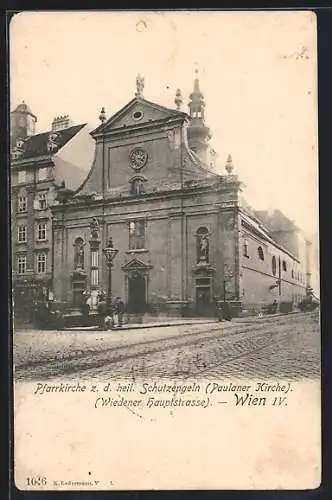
xmin=71 ymin=278 xmax=87 ymax=308
xmin=196 ymin=286 xmax=212 ymax=316
xmin=128 ymin=275 xmax=146 ymax=313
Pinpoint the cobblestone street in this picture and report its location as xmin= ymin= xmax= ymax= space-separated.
xmin=14 ymin=311 xmax=320 ymax=382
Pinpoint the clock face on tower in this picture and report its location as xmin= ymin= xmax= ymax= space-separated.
xmin=129 ymin=148 xmax=148 ymax=171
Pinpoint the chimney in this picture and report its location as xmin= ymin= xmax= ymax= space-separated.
xmin=51 ymin=114 xmax=73 ymax=132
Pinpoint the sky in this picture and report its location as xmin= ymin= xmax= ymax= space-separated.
xmin=9 ymin=11 xmax=320 ymax=290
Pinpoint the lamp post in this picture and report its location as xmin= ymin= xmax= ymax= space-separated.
xmin=103 ymin=238 xmax=119 ymax=308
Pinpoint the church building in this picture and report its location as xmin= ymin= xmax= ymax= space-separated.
xmin=51 ymin=74 xmax=311 ymax=317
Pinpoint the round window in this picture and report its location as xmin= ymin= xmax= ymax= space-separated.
xmin=129 ymin=148 xmax=148 ymax=170
xmin=132 ymin=111 xmax=143 ymax=121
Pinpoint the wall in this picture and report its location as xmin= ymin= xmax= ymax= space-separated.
xmin=78 ymin=98 xmax=187 ymax=198
xmin=107 ymin=134 xmax=179 ymax=190
xmin=12 ymin=164 xmax=55 ymax=284
xmin=54 ymin=124 xmax=95 ymax=176
xmin=240 ymin=220 xmax=307 ymax=311
xmin=52 ymin=181 xmax=239 ymax=312
xmin=79 ymin=126 xmax=185 ymax=197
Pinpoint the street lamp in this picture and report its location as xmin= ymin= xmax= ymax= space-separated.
xmin=103 ymin=238 xmax=119 ymax=308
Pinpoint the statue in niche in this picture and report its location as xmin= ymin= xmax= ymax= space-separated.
xmin=90 ymin=217 xmax=99 ymax=239
xmin=74 ymin=238 xmax=85 ymax=270
xmin=76 ymin=247 xmax=84 ymax=269
xmin=197 ymin=228 xmax=209 ymax=264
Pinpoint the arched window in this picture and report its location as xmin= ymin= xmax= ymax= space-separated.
xmin=291 ymin=269 xmax=294 ymax=279
xmin=272 ymin=256 xmax=277 ymax=276
xmin=258 ymin=246 xmax=264 ymax=261
xmin=282 ymin=260 xmax=287 ymax=272
xmin=74 ymin=237 xmax=85 ymax=270
xmin=196 ymin=227 xmax=209 ymax=264
xmin=130 ymin=176 xmax=146 ymax=195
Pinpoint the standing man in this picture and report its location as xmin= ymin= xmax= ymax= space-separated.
xmin=272 ymin=299 xmax=278 ymax=314
xmin=116 ymin=297 xmax=125 ymax=328
xmin=213 ymin=296 xmax=223 ymax=322
xmin=112 ymin=297 xmax=124 ymax=328
xmin=222 ymin=301 xmax=232 ymax=321
xmin=97 ymin=292 xmax=108 ymax=329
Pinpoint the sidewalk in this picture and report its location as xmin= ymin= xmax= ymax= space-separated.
xmin=64 ymin=317 xmax=217 ymax=332
xmin=63 ymin=310 xmax=302 ymax=332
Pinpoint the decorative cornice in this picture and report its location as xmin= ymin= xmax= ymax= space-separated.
xmin=216 ymin=200 xmax=239 ymax=210
xmin=11 ymin=155 xmax=54 ymax=167
xmin=51 ymin=179 xmax=238 ymax=214
xmin=192 ymin=263 xmax=216 ymax=275
xmin=93 ymin=115 xmax=186 ymax=141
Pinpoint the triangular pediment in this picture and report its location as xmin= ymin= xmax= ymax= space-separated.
xmin=92 ymin=97 xmax=187 ymax=136
xmin=122 ymin=257 xmax=153 ymax=271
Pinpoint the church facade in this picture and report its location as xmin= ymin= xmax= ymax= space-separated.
xmin=51 ymin=75 xmax=311 ymax=317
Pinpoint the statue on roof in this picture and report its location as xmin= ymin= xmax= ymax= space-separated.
xmin=90 ymin=217 xmax=100 ymax=239
xmin=135 ymin=74 xmax=145 ymax=98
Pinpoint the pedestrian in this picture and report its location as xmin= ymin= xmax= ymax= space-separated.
xmin=104 ymin=299 xmax=115 ymax=330
xmin=112 ymin=297 xmax=123 ymax=328
xmin=81 ymin=297 xmax=90 ymax=325
xmin=223 ymin=301 xmax=232 ymax=321
xmin=97 ymin=294 xmax=108 ymax=329
xmin=213 ymin=296 xmax=223 ymax=322
xmin=55 ymin=309 xmax=65 ymax=331
xmin=104 ymin=313 xmax=113 ymax=330
xmin=114 ymin=297 xmax=125 ymax=328
xmin=272 ymin=299 xmax=278 ymax=314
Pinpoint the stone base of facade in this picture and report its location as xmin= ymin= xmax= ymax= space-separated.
xmin=240 ymin=300 xmax=294 ymax=317
xmin=226 ymin=300 xmax=242 ymax=317
xmin=215 ymin=300 xmax=242 ymax=318
xmin=166 ymin=300 xmax=190 ymax=317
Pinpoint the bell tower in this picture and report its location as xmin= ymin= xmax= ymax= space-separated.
xmin=187 ymin=70 xmax=211 ymax=163
xmin=11 ymin=101 xmax=37 ymax=146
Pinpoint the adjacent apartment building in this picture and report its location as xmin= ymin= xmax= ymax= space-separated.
xmin=11 ymin=102 xmax=95 ymax=321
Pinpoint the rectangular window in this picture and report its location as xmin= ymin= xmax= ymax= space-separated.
xmin=37 ymin=192 xmax=48 ymax=210
xmin=37 ymin=222 xmax=47 ymax=241
xmin=129 ymin=220 xmax=145 ymax=250
xmin=17 ymin=225 xmax=27 ymax=242
xmin=18 ymin=196 xmax=27 ymax=212
xmin=38 ymin=168 xmax=48 ymax=181
xmin=37 ymin=253 xmax=47 ymax=273
xmin=17 ymin=255 xmax=26 ymax=274
xmin=18 ymin=170 xmax=26 ymax=184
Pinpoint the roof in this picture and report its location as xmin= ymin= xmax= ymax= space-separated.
xmin=15 ymin=124 xmax=86 ymax=160
xmin=91 ymin=96 xmax=187 ymax=136
xmin=255 ymin=209 xmax=298 ymax=233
